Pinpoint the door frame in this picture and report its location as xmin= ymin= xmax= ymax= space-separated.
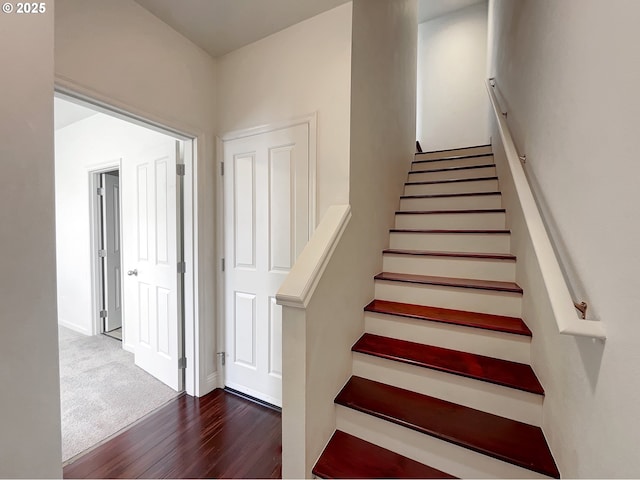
xmin=55 ymin=84 xmax=201 ymax=396
xmin=88 ymin=162 xmax=123 ymax=340
xmin=215 ymin=113 xmax=317 ymax=389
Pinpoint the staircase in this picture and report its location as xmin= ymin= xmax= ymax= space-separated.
xmin=312 ymin=145 xmax=560 ymax=479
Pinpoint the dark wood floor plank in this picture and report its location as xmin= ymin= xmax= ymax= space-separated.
xmin=336 ymin=377 xmax=559 ymax=478
xmin=313 ymin=430 xmax=457 ymax=479
xmin=63 ymin=389 xmax=281 ymax=479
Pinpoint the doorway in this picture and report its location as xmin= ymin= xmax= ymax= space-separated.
xmin=97 ymin=169 xmax=122 ymax=341
xmin=54 ymin=93 xmax=197 ymax=461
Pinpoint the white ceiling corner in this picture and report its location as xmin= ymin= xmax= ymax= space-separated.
xmin=418 ymin=0 xmax=486 ymax=24
xmin=54 ymin=98 xmax=100 ymax=131
xmin=132 ymin=0 xmax=351 ymax=58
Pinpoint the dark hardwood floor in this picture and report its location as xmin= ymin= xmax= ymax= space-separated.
xmin=63 ymin=389 xmax=281 ymax=479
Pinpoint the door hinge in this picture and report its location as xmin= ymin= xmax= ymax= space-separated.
xmin=177 ymin=261 xmax=186 ymax=274
xmin=99 ymin=310 xmax=108 ymax=318
xmin=220 ymin=162 xmax=224 ymax=176
xmin=176 ymin=164 xmax=185 ymax=176
xmin=98 ymin=249 xmax=107 ymax=258
xmin=97 ymin=187 xmax=105 ymax=196
xmin=178 ymin=357 xmax=187 ymax=369
xmin=217 ymin=352 xmax=226 ymax=366
xmin=221 ymin=258 xmax=225 ymax=272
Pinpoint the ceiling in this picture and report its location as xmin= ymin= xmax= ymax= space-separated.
xmin=133 ymin=0 xmax=351 ymax=58
xmin=54 ymin=97 xmax=99 ymax=130
xmin=418 ymin=0 xmax=485 ymax=24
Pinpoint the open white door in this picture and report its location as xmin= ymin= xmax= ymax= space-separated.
xmin=122 ymin=139 xmax=183 ymax=392
xmin=102 ymin=172 xmax=122 ymax=333
xmin=223 ymin=123 xmax=310 ymax=407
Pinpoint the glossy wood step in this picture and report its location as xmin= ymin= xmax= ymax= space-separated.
xmin=364 ymin=300 xmax=531 ymax=336
xmin=404 ymin=177 xmax=499 ymax=196
xmin=408 ymin=165 xmax=496 ymax=183
xmin=400 ymin=193 xmax=502 ymax=211
xmin=412 ymin=154 xmax=494 ymax=171
xmin=414 ymin=152 xmax=494 ymax=163
xmin=312 ymin=430 xmax=456 ymax=479
xmin=353 ymin=333 xmax=543 ymax=395
xmin=400 ymin=192 xmax=502 ymax=210
xmin=383 ymin=249 xmax=515 ymax=261
xmin=415 ymin=146 xmax=492 ymax=161
xmin=389 ymin=229 xmax=511 ymax=254
xmin=375 ymin=273 xmax=522 ymax=317
xmin=395 ymin=209 xmax=506 ymax=230
xmin=335 ymin=377 xmax=560 ymax=478
xmin=374 ymin=272 xmax=522 ymax=294
xmin=382 ymin=249 xmax=516 ymax=281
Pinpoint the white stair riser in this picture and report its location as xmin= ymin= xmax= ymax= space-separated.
xmin=352 ymin=354 xmax=542 ymax=426
xmin=364 ymin=312 xmax=531 ymax=363
xmin=374 ymin=281 xmax=522 ymax=317
xmin=404 ymin=179 xmax=498 ymax=196
xmin=415 ymin=145 xmax=493 ymax=161
xmin=412 ymin=155 xmax=494 ymax=171
xmin=395 ymin=212 xmax=506 ymax=230
xmin=336 ymin=406 xmax=549 ymax=479
xmin=400 ymin=194 xmax=502 ymax=211
xmin=383 ymin=254 xmax=515 ymax=282
xmin=408 ymin=166 xmax=496 ymax=183
xmin=389 ymin=232 xmax=511 ymax=253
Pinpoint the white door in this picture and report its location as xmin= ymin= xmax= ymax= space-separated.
xmin=103 ymin=172 xmax=122 ymax=333
xmin=224 ymin=123 xmax=310 ymax=407
xmin=122 ymin=139 xmax=183 ymax=391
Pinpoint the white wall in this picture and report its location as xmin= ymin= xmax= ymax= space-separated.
xmin=217 ymin=3 xmax=353 ymax=220
xmin=55 ymin=110 xmax=174 ymax=351
xmin=0 ymin=1 xmax=62 ymax=476
xmin=55 ymin=0 xmax=219 ymax=395
xmin=488 ymin=0 xmax=640 ymax=476
xmin=416 ymin=2 xmax=490 ymax=151
xmin=281 ymin=0 xmax=418 ymax=476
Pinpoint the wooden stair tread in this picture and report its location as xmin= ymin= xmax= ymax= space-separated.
xmin=312 ymin=430 xmax=456 ymax=479
xmin=396 ymin=208 xmax=505 ymax=215
xmin=375 ymin=272 xmax=523 ymax=294
xmin=414 ymin=152 xmax=493 ymax=163
xmin=409 ymin=163 xmax=495 ymax=174
xmin=390 ymin=228 xmax=510 ymax=234
xmin=336 ymin=377 xmax=560 ymax=478
xmin=383 ymin=249 xmax=515 ymax=261
xmin=365 ymin=299 xmax=531 ymax=336
xmin=353 ymin=333 xmax=543 ymax=394
xmin=401 ymin=191 xmax=501 ymax=199
xmin=415 ymin=144 xmax=491 ymax=156
xmin=406 ymin=176 xmax=497 ymax=186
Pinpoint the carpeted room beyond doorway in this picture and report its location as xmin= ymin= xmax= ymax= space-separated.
xmin=58 ymin=326 xmax=180 ymax=462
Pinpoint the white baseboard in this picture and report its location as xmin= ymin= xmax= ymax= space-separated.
xmin=58 ymin=320 xmax=91 ymax=336
xmin=200 ymin=371 xmax=221 ymax=397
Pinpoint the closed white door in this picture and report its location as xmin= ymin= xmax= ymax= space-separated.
xmin=122 ymin=139 xmax=183 ymax=391
xmin=103 ymin=172 xmax=122 ymax=333
xmin=224 ymin=124 xmax=310 ymax=407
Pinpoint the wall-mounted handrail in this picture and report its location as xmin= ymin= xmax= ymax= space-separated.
xmin=486 ymin=79 xmax=606 ymax=340
xmin=276 ymin=204 xmax=351 ymax=309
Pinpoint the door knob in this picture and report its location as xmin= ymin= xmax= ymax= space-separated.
xmin=127 ymin=269 xmax=138 ymax=276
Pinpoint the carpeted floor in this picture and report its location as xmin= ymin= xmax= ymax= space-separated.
xmin=58 ymin=326 xmax=180 ymax=462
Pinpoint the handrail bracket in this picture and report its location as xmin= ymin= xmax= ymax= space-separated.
xmin=574 ymin=301 xmax=588 ymax=320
